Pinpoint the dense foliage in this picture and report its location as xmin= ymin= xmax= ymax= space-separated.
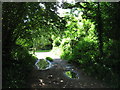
xmin=2 ymin=2 xmax=120 ymax=88
xmin=2 ymin=2 xmax=65 ymax=88
xmin=58 ymin=2 xmax=120 ymax=88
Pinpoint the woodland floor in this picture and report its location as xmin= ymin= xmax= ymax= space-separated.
xmin=27 ymin=52 xmax=110 ymax=88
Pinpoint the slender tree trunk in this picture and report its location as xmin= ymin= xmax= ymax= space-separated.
xmin=97 ymin=2 xmax=103 ymax=57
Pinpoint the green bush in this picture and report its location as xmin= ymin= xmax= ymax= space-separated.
xmin=60 ymin=38 xmax=73 ymax=60
xmin=3 ymin=45 xmax=37 ymax=88
xmin=46 ymin=57 xmax=53 ymax=62
xmin=53 ymin=38 xmax=61 ymax=47
xmin=54 ymin=40 xmax=61 ymax=47
xmin=60 ymin=39 xmax=98 ymax=65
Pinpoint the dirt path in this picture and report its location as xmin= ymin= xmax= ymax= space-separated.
xmin=27 ymin=58 xmax=110 ymax=88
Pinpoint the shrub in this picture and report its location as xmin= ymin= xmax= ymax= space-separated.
xmin=60 ymin=38 xmax=73 ymax=60
xmin=46 ymin=57 xmax=53 ymax=62
xmin=54 ymin=40 xmax=61 ymax=47
xmin=53 ymin=38 xmax=61 ymax=47
xmin=3 ymin=45 xmax=37 ymax=88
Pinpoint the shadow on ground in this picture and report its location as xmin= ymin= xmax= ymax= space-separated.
xmin=27 ymin=52 xmax=109 ymax=88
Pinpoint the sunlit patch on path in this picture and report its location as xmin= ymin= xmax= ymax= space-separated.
xmin=35 ymin=51 xmax=60 ymax=59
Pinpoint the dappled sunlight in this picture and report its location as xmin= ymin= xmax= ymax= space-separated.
xmin=35 ymin=51 xmax=60 ymax=59
xmin=38 ymin=79 xmax=45 ymax=86
xmin=64 ymin=70 xmax=79 ymax=79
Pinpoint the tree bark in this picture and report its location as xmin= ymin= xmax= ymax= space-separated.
xmin=97 ymin=2 xmax=103 ymax=57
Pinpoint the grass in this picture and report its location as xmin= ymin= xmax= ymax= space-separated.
xmin=35 ymin=50 xmax=51 ymax=52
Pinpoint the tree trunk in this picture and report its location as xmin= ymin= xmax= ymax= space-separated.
xmin=97 ymin=2 xmax=103 ymax=57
